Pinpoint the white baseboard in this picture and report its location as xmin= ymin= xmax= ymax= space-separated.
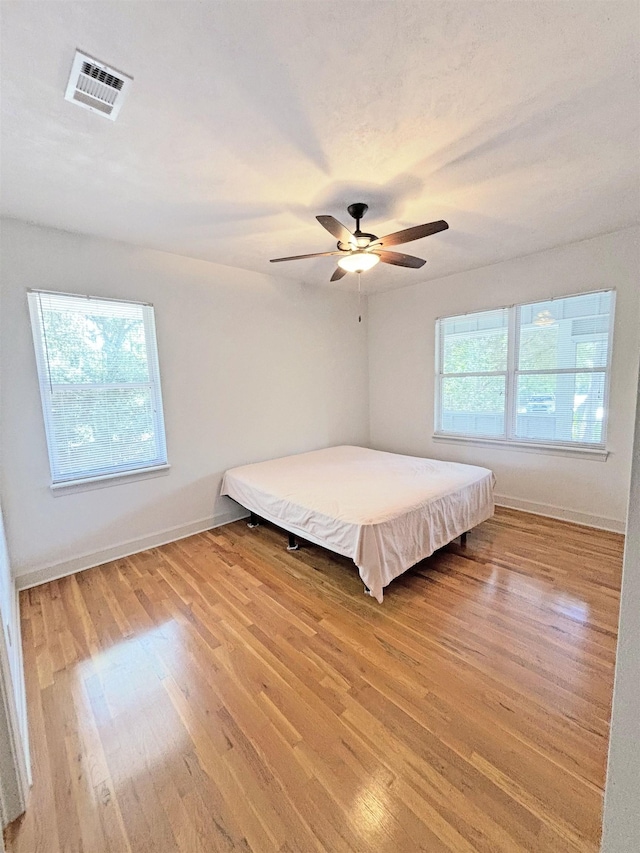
xmin=494 ymin=494 xmax=625 ymax=533
xmin=14 ymin=497 xmax=624 ymax=592
xmin=14 ymin=507 xmax=249 ymax=591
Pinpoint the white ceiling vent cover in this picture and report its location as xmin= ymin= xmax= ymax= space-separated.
xmin=64 ymin=50 xmax=132 ymax=120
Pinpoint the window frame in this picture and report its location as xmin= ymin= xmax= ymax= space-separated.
xmin=28 ymin=289 xmax=169 ymax=489
xmin=434 ymin=289 xmax=616 ymax=454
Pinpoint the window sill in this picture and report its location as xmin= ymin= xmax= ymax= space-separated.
xmin=432 ymin=434 xmax=608 ymax=461
xmin=51 ymin=463 xmax=171 ymax=496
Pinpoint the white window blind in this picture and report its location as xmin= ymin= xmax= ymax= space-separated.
xmin=435 ymin=290 xmax=614 ymax=449
xmin=28 ymin=290 xmax=168 ymax=484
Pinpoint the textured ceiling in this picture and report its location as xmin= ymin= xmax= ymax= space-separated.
xmin=1 ymin=1 xmax=639 ymax=292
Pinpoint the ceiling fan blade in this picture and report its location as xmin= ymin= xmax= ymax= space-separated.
xmin=330 ymin=266 xmax=348 ymax=282
xmin=270 ymin=251 xmax=344 ymax=263
xmin=377 ymin=220 xmax=448 ymax=248
xmin=376 ymin=250 xmax=426 ymax=269
xmin=316 ymin=215 xmax=354 ymax=243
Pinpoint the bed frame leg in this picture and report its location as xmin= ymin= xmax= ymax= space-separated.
xmin=287 ymin=533 xmax=300 ymax=551
xmin=247 ymin=512 xmax=260 ymax=529
xmin=460 ymin=531 xmax=468 ymax=546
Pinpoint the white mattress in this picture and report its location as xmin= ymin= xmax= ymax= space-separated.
xmin=221 ymin=445 xmax=494 ymax=602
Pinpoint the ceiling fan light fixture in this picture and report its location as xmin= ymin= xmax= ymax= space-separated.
xmin=338 ymin=252 xmax=380 ymax=273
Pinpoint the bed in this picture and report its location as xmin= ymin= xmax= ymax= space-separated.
xmin=221 ymin=445 xmax=495 ymax=602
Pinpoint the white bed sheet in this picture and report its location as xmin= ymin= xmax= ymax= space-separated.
xmin=221 ymin=445 xmax=494 ymax=602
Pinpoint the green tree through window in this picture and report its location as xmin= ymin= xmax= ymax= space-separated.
xmin=28 ymin=291 xmax=167 ymax=484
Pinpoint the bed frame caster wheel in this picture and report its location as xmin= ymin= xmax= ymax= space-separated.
xmin=247 ymin=512 xmax=260 ymax=529
xmin=287 ymin=533 xmax=300 ymax=551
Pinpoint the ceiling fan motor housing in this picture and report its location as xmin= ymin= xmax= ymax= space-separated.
xmin=338 ymin=232 xmax=378 ymax=250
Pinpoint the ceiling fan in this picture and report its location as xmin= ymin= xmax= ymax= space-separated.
xmin=270 ymin=203 xmax=448 ymax=281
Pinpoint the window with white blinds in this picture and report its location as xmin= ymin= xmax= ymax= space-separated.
xmin=435 ymin=290 xmax=614 ymax=449
xmin=28 ymin=290 xmax=168 ymax=485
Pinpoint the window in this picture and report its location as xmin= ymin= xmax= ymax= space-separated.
xmin=28 ymin=290 xmax=168 ymax=485
xmin=435 ymin=290 xmax=614 ymax=450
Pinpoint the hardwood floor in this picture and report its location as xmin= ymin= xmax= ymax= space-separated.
xmin=5 ymin=508 xmax=623 ymax=852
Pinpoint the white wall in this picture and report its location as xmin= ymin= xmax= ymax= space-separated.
xmin=0 ymin=219 xmax=369 ymax=585
xmin=368 ymin=227 xmax=640 ymax=531
xmin=600 ymin=368 xmax=640 ymax=852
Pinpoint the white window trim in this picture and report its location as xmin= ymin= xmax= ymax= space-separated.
xmin=28 ymin=289 xmax=169 ymax=488
xmin=50 ymin=463 xmax=171 ymax=496
xmin=432 ymin=433 xmax=609 ymax=461
xmin=434 ymin=289 xmax=615 ymax=454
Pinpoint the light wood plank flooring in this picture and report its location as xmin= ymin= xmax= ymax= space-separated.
xmin=5 ymin=507 xmax=623 ymax=852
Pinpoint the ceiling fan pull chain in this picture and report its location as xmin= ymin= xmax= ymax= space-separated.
xmin=358 ymin=272 xmax=362 ymax=323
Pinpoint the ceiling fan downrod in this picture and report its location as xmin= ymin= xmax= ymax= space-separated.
xmin=346 ymin=202 xmax=379 ymax=250
xmin=347 ymin=202 xmax=368 ymax=235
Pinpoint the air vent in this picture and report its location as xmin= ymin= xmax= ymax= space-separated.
xmin=64 ymin=50 xmax=132 ymax=120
